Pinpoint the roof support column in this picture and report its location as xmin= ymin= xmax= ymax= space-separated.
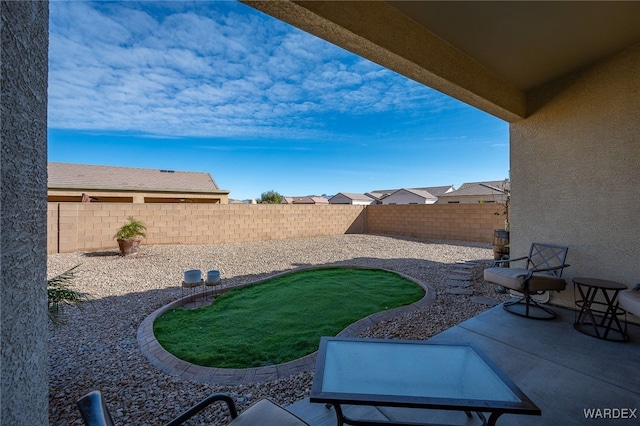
xmin=1 ymin=1 xmax=50 ymax=424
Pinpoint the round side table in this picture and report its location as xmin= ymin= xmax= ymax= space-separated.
xmin=573 ymin=277 xmax=629 ymax=342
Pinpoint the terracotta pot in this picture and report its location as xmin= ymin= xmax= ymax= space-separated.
xmin=117 ymin=237 xmax=142 ymax=256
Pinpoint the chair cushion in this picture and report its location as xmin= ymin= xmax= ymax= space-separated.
xmin=527 ymin=274 xmax=566 ymax=292
xmin=484 ymin=267 xmax=566 ymax=292
xmin=619 ymin=290 xmax=640 ymax=316
xmin=229 ymin=399 xmax=309 ymax=426
xmin=484 ymin=267 xmax=529 ymax=291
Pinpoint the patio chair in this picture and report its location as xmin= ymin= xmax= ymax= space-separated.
xmin=619 ymin=284 xmax=640 ymax=317
xmin=484 ymin=242 xmax=569 ymax=319
xmin=76 ymin=390 xmax=310 ymax=426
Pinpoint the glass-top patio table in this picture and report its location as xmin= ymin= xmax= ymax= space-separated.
xmin=310 ymin=337 xmax=540 ymax=426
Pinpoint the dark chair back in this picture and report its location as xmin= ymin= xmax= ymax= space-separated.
xmin=527 ymin=243 xmax=569 ymax=277
xmin=76 ymin=391 xmax=115 ymax=426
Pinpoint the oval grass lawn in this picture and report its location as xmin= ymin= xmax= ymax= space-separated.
xmin=153 ymin=267 xmax=424 ymax=368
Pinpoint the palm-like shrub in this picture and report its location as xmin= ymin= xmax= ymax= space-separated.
xmin=114 ymin=216 xmax=147 ymax=240
xmin=48 ymin=265 xmax=91 ymax=325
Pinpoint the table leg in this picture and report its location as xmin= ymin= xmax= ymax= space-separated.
xmin=575 ymin=284 xmax=600 ymax=336
xmin=600 ymin=289 xmax=628 ymax=341
xmin=332 ymin=404 xmax=346 ymax=426
xmin=487 ymin=412 xmax=503 ymax=426
xmin=574 ymin=284 xmax=629 ymax=341
xmin=474 ymin=411 xmax=488 ymax=426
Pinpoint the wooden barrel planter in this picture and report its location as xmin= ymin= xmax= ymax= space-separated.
xmin=492 ymin=229 xmax=510 ymax=260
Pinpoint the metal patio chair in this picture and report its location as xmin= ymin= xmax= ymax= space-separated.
xmin=484 ymin=242 xmax=570 ymax=319
xmin=76 ymin=390 xmax=309 ymax=426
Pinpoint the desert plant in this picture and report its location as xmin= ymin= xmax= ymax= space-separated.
xmin=482 ymin=179 xmax=510 ymax=230
xmin=48 ymin=265 xmax=91 ymax=325
xmin=495 ymin=179 xmax=510 ymax=230
xmin=114 ymin=216 xmax=147 ymax=240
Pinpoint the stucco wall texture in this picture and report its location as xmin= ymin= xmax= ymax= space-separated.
xmin=511 ymin=42 xmax=640 ymax=308
xmin=1 ymin=1 xmax=50 ymax=424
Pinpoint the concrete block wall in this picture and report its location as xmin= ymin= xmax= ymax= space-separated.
xmin=48 ymin=203 xmax=367 ymax=253
xmin=48 ymin=202 xmax=503 ymax=254
xmin=366 ymin=203 xmax=505 ymax=243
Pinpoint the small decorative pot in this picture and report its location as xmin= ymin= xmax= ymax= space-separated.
xmin=206 ymin=270 xmax=221 ymax=284
xmin=184 ymin=269 xmax=202 ymax=284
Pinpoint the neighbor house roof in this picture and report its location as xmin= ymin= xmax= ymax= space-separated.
xmin=366 ymin=190 xmax=395 ymax=200
xmin=331 ymin=192 xmax=375 ymax=202
xmin=48 ymin=162 xmax=228 ymax=194
xmin=385 ymin=188 xmax=438 ymax=202
xmin=420 ymin=185 xmax=455 ymax=197
xmin=282 ymin=196 xmax=329 ymax=204
xmin=404 ymin=188 xmax=438 ymax=201
xmin=440 ymin=181 xmax=509 ymax=197
xmin=370 ymin=185 xmax=453 ymax=201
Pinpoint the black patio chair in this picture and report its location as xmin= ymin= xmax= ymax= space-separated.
xmin=76 ymin=390 xmax=309 ymax=426
xmin=484 ymin=242 xmax=569 ymax=319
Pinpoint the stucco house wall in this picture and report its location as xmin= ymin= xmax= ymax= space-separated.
xmin=437 ymin=194 xmax=503 ymax=204
xmin=0 ymin=1 xmax=49 ymax=424
xmin=511 ymin=42 xmax=640 ymax=308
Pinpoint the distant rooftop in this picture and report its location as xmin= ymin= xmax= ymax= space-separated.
xmin=48 ymin=162 xmax=229 ymax=194
xmin=333 ymin=192 xmax=375 ymax=201
xmin=282 ymin=196 xmax=329 ymax=204
xmin=369 ymin=185 xmax=454 ymax=200
xmin=440 ymin=181 xmax=509 ymax=197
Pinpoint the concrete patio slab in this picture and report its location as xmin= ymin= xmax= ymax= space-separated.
xmin=289 ymin=305 xmax=640 ymax=425
xmin=470 ymin=296 xmax=502 ymax=306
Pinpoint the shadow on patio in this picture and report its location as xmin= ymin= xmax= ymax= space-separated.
xmin=288 ymin=305 xmax=640 ymax=425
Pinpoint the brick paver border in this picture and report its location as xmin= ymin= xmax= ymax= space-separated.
xmin=137 ymin=265 xmax=436 ymax=384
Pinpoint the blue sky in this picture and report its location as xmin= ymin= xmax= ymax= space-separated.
xmin=48 ymin=0 xmax=509 ymax=200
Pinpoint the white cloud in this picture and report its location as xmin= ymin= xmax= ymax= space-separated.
xmin=48 ymin=1 xmax=456 ymax=139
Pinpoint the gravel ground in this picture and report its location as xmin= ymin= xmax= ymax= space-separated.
xmin=48 ymin=234 xmax=507 ymax=425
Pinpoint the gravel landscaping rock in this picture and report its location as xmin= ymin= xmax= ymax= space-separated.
xmin=48 ymin=234 xmax=508 ymax=425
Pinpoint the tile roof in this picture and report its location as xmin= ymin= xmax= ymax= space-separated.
xmin=440 ymin=181 xmax=509 ymax=197
xmin=366 ymin=190 xmax=394 ymax=200
xmin=282 ymin=196 xmax=329 ymax=204
xmin=331 ymin=192 xmax=375 ymax=201
xmin=420 ymin=185 xmax=455 ymax=197
xmin=369 ymin=185 xmax=454 ymax=200
xmin=48 ymin=162 xmax=228 ymax=194
xmin=402 ymin=188 xmax=439 ymax=200
xmin=458 ymin=180 xmax=510 ymax=191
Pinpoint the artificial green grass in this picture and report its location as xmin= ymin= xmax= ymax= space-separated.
xmin=153 ymin=267 xmax=424 ymax=368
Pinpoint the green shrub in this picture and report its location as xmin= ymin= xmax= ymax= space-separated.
xmin=114 ymin=216 xmax=147 ymax=240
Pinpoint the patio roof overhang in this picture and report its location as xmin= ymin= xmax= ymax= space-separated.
xmin=243 ymin=1 xmax=640 ymax=121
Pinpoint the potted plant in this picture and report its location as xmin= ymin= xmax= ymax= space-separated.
xmin=114 ymin=216 xmax=147 ymax=256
